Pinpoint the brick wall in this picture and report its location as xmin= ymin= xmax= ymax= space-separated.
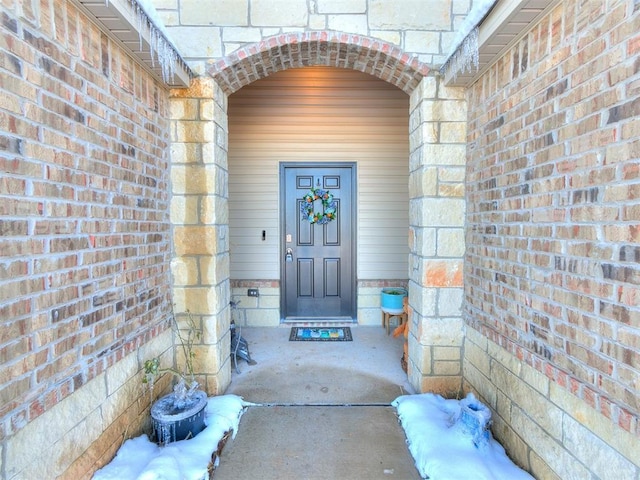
xmin=464 ymin=1 xmax=640 ymax=477
xmin=0 ymin=0 xmax=174 ymax=477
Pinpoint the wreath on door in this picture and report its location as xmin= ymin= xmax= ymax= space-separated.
xmin=300 ymin=187 xmax=337 ymax=225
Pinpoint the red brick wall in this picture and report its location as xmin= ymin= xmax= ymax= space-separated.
xmin=466 ymin=0 xmax=639 ymax=442
xmin=0 ymin=0 xmax=172 ymax=443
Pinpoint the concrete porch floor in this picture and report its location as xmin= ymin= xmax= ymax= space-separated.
xmin=214 ymin=326 xmax=422 ymax=479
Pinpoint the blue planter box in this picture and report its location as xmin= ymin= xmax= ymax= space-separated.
xmin=381 ymin=287 xmax=407 ymax=314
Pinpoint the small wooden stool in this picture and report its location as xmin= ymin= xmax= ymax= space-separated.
xmin=382 ymin=310 xmax=408 ymax=335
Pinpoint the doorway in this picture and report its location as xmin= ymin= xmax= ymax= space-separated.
xmin=281 ymin=163 xmax=356 ymax=322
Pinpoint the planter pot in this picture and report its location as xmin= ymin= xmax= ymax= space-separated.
xmin=380 ymin=287 xmax=407 ymax=314
xmin=151 ymin=390 xmax=208 ymax=445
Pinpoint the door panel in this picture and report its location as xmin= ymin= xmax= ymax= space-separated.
xmin=282 ymin=164 xmax=355 ymax=321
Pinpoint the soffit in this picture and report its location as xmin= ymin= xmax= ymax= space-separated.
xmin=71 ymin=0 xmax=191 ymax=87
xmin=443 ymin=0 xmax=561 ymax=87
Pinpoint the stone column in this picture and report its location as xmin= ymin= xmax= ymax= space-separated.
xmin=408 ymin=74 xmax=467 ymax=396
xmin=170 ymin=77 xmax=231 ymax=394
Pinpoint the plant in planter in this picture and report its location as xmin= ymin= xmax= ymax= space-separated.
xmin=380 ymin=287 xmax=408 ymax=314
xmin=143 ymin=311 xmax=208 ymax=445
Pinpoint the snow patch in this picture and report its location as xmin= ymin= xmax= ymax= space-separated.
xmin=93 ymin=395 xmax=250 ymax=480
xmin=393 ymin=393 xmax=534 ymax=480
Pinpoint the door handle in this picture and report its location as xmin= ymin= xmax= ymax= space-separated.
xmin=285 ymin=248 xmax=293 ymax=263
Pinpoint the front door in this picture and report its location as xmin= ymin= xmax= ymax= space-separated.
xmin=281 ymin=163 xmax=356 ymax=321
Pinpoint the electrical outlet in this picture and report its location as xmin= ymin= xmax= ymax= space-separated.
xmin=247 ymin=289 xmax=259 ymax=297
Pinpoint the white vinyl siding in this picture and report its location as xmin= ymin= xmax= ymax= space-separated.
xmin=228 ymin=66 xmax=409 ymax=280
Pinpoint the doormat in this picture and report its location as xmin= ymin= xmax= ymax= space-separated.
xmin=289 ymin=327 xmax=352 ymax=342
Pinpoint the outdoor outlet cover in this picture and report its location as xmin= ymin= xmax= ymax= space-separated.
xmin=248 ymin=289 xmax=259 ymax=297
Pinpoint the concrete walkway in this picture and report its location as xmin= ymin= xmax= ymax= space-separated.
xmin=214 ymin=326 xmax=422 ymax=479
xmin=213 ymin=405 xmax=422 ymax=479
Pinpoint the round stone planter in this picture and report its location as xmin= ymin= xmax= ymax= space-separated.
xmin=151 ymin=390 xmax=208 ymax=445
xmin=380 ymin=287 xmax=407 ymax=314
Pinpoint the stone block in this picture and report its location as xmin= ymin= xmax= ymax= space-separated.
xmin=188 ymin=333 xmax=229 ymax=377
xmin=520 ymin=361 xmax=549 ymax=396
xmin=173 ymin=286 xmax=219 ymax=315
xmin=405 ymin=31 xmax=440 ymax=54
xmin=433 ymin=360 xmax=461 ymax=375
xmin=169 ymin=98 xmax=199 ymax=120
xmin=181 ymin=0 xmax=247 ymax=25
xmin=419 ymin=121 xmax=439 ymax=143
xmin=463 ymin=339 xmax=490 ymax=378
xmin=420 ymin=143 xmax=467 ymax=166
xmin=529 ymin=451 xmax=563 ymax=480
xmin=488 ymin=340 xmax=522 ymax=376
xmin=492 ymin=362 xmax=563 ymax=441
xmin=101 ymin=375 xmax=141 ymax=427
xmin=174 ymin=226 xmax=217 ymax=255
xmin=327 ymin=14 xmax=368 ymax=35
xmin=369 ymin=0 xmax=450 ymax=29
xmin=370 ymin=30 xmax=401 ymax=46
xmin=418 ymin=317 xmax=464 ymax=346
xmin=245 ymin=308 xmax=280 ymax=326
xmin=409 ymin=227 xmax=436 ymax=257
xmin=464 ymin=325 xmax=488 ymax=351
xmin=257 ymin=294 xmax=280 ymax=309
xmin=222 ymin=27 xmax=262 ymax=43
xmin=170 ymin=195 xmax=199 ymax=224
xmin=409 ymin=166 xmax=438 ymax=197
xmin=419 ymin=375 xmax=462 ymax=397
xmin=5 ymin=375 xmax=106 ymax=477
xmin=170 ymin=142 xmax=201 ymax=164
xmin=490 ymin=412 xmax=531 ymax=472
xmin=563 ymin=414 xmax=637 ymax=479
xmin=438 ymin=288 xmax=463 ymax=316
xmin=414 ymin=197 xmax=465 ymax=227
xmin=436 ymin=228 xmax=465 ymax=256
xmin=407 ymin=285 xmax=436 ymax=317
xmin=511 ymin=405 xmax=590 ymax=480
xmin=438 ymin=84 xmax=466 ymax=100
xmin=433 ymin=346 xmax=461 ymax=361
xmin=166 ymin=26 xmax=223 ymax=57
xmin=440 ymin=121 xmax=467 ymax=143
xmin=251 ymin=0 xmax=308 ymax=26
xmin=549 ymin=383 xmax=640 ymax=465
xmin=105 ymin=350 xmax=137 ymax=396
xmin=408 ymin=333 xmax=431 ymax=373
xmin=462 ymin=362 xmax=496 ymax=409
xmin=201 ymin=195 xmax=229 ymax=224
xmin=424 ymin=260 xmax=463 ymax=287
xmin=171 ymin=165 xmax=209 ymax=194
xmin=175 ymin=119 xmax=215 ymax=144
xmin=317 ymin=0 xmax=366 ymax=13
xmin=410 ymin=77 xmax=438 ymax=111
xmin=199 ymin=255 xmax=229 ymax=287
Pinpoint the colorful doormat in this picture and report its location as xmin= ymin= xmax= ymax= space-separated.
xmin=289 ymin=327 xmax=352 ymax=342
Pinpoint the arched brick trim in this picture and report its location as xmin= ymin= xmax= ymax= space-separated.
xmin=207 ymin=31 xmax=430 ymax=95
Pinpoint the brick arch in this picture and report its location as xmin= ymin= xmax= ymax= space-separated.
xmin=207 ymin=31 xmax=430 ymax=95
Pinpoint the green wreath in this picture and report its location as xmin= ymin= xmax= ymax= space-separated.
xmin=300 ymin=187 xmax=337 ymax=225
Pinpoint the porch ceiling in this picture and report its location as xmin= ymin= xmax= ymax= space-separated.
xmin=443 ymin=0 xmax=562 ymax=87
xmin=72 ymin=0 xmax=192 ymax=87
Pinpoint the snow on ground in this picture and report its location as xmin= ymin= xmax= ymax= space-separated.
xmin=393 ymin=393 xmax=534 ymax=480
xmin=94 ymin=392 xmax=533 ymax=480
xmin=93 ymin=395 xmax=249 ymax=480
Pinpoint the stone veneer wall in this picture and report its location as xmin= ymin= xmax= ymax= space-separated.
xmin=408 ymin=76 xmax=467 ymax=397
xmin=0 ymin=1 xmax=175 ymax=478
xmin=170 ymin=77 xmax=232 ymax=394
xmin=464 ymin=1 xmax=640 ymax=478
